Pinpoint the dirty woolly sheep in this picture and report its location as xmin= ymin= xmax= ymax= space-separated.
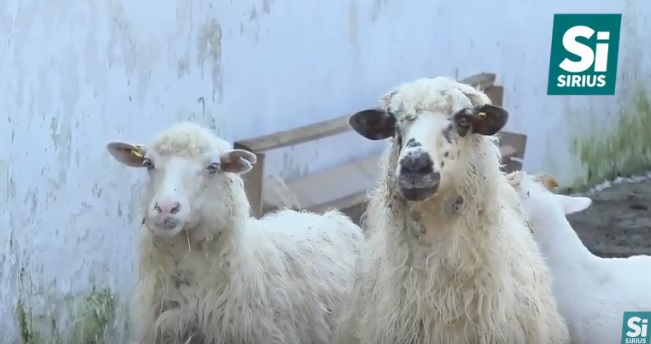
xmin=107 ymin=122 xmax=363 ymax=344
xmin=333 ymin=76 xmax=570 ymax=344
xmin=507 ymin=171 xmax=651 ymax=344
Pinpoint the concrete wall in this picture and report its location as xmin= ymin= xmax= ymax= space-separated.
xmin=0 ymin=0 xmax=648 ymax=341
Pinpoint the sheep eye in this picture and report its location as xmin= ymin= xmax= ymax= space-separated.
xmin=526 ymin=191 xmax=531 ymax=197
xmin=206 ymin=162 xmax=220 ymax=174
xmin=142 ymin=158 xmax=155 ymax=170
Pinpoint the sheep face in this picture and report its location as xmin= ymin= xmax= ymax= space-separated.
xmin=349 ymin=78 xmax=509 ymax=201
xmin=507 ymin=171 xmax=592 ymax=225
xmin=106 ymin=123 xmax=257 ymax=238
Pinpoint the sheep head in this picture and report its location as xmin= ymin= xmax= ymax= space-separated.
xmin=106 ymin=122 xmax=256 ymax=238
xmin=348 ymin=76 xmax=509 ymax=202
xmin=506 ymin=171 xmax=592 ymax=227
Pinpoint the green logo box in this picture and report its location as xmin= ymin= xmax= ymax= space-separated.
xmin=547 ymin=14 xmax=622 ymax=96
xmin=622 ymin=312 xmax=651 ymax=344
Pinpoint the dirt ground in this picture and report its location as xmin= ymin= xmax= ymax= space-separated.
xmin=570 ymin=178 xmax=651 ymax=258
xmin=345 ymin=177 xmax=651 ymax=258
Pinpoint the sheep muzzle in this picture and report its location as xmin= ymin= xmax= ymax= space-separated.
xmin=396 ymin=151 xmax=441 ymax=201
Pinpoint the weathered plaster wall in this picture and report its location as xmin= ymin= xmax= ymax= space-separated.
xmin=0 ymin=0 xmax=648 ymax=341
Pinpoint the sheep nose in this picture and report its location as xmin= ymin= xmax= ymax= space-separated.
xmin=154 ymin=200 xmax=181 ymax=215
xmin=400 ymin=153 xmax=434 ymax=176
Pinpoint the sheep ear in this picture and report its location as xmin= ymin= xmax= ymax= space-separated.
xmin=453 ymin=104 xmax=509 ymax=136
xmin=106 ymin=141 xmax=148 ymax=168
xmin=348 ymin=109 xmax=396 ymax=140
xmin=220 ymin=149 xmax=256 ymax=174
xmin=554 ymin=194 xmax=592 ymax=215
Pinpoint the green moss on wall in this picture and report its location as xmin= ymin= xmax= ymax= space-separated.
xmin=69 ymin=288 xmax=116 ymax=343
xmin=15 ymin=300 xmax=37 ymax=344
xmin=570 ymin=86 xmax=651 ymax=191
xmin=13 ymin=288 xmax=119 ymax=344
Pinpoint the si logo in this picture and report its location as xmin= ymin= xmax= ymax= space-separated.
xmin=622 ymin=312 xmax=651 ymax=344
xmin=547 ymin=13 xmax=622 ymax=96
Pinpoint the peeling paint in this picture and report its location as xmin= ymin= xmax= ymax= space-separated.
xmin=197 ymin=20 xmax=223 ymax=103
xmin=107 ymin=0 xmax=138 ymax=76
xmin=171 ymin=0 xmax=194 ymax=79
xmin=248 ymin=8 xmax=261 ymax=41
xmin=348 ymin=0 xmax=359 ymax=47
xmin=195 ymin=96 xmax=223 ymax=134
xmin=239 ymin=0 xmax=275 ymax=39
xmin=49 ymin=113 xmax=73 ymax=191
xmin=370 ymin=0 xmax=389 ymax=22
xmin=262 ymin=0 xmax=272 ymax=14
xmin=0 ymin=160 xmax=13 ymax=206
xmin=107 ymin=0 xmax=162 ymax=104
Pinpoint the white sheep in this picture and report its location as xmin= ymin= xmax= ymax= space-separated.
xmin=106 ymin=122 xmax=363 ymax=344
xmin=334 ymin=76 xmax=570 ymax=344
xmin=506 ymin=171 xmax=651 ymax=344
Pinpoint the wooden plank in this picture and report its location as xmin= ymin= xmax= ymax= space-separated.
xmin=503 ymin=159 xmax=522 ymax=174
xmin=280 ymin=154 xmax=381 ymax=212
xmin=309 ymin=190 xmax=369 ymax=214
xmin=498 ymin=131 xmax=527 ymax=173
xmin=355 ymin=152 xmax=383 ymax=181
xmin=484 ymin=85 xmax=504 ymax=106
xmin=459 ymin=73 xmax=497 ymax=90
xmin=234 ymin=142 xmax=265 ymax=218
xmin=499 ymin=145 xmax=517 ymax=160
xmin=498 ymin=132 xmax=527 ymax=160
xmin=262 ymin=175 xmax=301 ymax=210
xmin=235 ymin=116 xmax=350 ymax=153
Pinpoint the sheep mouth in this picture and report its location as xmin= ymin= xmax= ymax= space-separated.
xmin=396 ymin=171 xmax=441 ymax=201
xmin=398 ymin=184 xmax=439 ymax=201
xmin=144 ymin=217 xmax=185 ymax=238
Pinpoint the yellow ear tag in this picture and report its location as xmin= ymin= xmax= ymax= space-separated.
xmin=478 ymin=112 xmax=487 ymax=118
xmin=130 ymin=148 xmax=144 ymax=158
